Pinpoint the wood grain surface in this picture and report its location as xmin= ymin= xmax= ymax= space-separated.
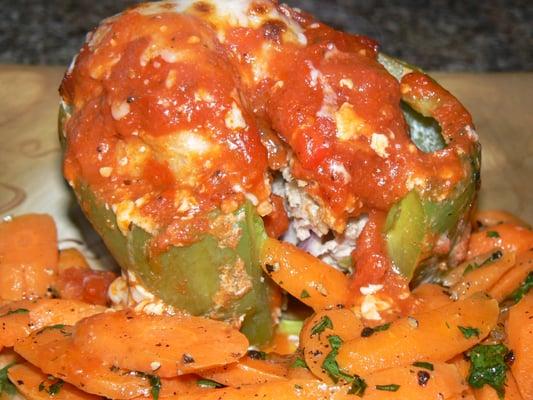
xmin=0 ymin=65 xmax=532 ymax=238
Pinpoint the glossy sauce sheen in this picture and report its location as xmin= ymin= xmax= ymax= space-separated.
xmin=61 ymin=1 xmax=475 ymax=255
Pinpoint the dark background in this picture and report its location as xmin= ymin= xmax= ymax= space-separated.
xmin=1 ymin=0 xmax=532 ymax=71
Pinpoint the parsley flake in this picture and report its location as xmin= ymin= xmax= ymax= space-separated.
xmin=412 ymin=361 xmax=434 ymax=371
xmin=360 ymin=323 xmax=391 ymax=338
xmin=0 ymin=363 xmax=17 ymax=395
xmin=468 ymin=344 xmax=509 ymax=399
xmin=375 ymin=384 xmax=400 ymax=392
xmin=486 ymin=231 xmax=500 ymax=238
xmin=291 ymin=357 xmax=308 ymax=369
xmin=503 ymin=271 xmax=533 ymax=306
xmin=464 ymin=250 xmax=503 ymax=275
xmin=347 ymin=376 xmax=367 ymax=397
xmin=300 ymin=289 xmax=310 ymax=299
xmin=458 ymin=326 xmax=480 ymax=339
xmin=131 ymin=372 xmax=161 ymax=400
xmin=310 ymin=315 xmax=333 ymax=336
xmin=38 ymin=376 xmax=64 ymax=396
xmin=322 ymin=336 xmax=353 ymax=383
xmin=0 ymin=308 xmax=29 ymax=318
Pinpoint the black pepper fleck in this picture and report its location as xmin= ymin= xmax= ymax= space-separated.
xmin=417 ymin=370 xmax=430 ymax=386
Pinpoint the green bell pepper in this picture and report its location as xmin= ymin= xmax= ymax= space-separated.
xmin=379 ymin=53 xmax=480 ymax=283
xmin=74 ymin=183 xmax=273 ymax=345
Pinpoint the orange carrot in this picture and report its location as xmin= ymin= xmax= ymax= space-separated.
xmin=71 ymin=310 xmax=248 ymax=377
xmin=468 ymin=224 xmax=533 ymax=259
xmin=410 ymin=283 xmax=452 ymax=314
xmin=474 ymin=210 xmax=530 ymax=229
xmin=8 ymin=362 xmax=102 ymax=400
xmin=451 ymin=251 xmax=516 ymax=299
xmin=200 ymin=355 xmax=288 ymax=386
xmin=14 ymin=326 xmax=152 ymax=399
xmin=260 ymin=238 xmax=351 ymax=310
xmin=506 ymin=292 xmax=533 ymax=399
xmin=299 ymin=308 xmax=363 ymax=383
xmin=490 ymin=250 xmax=533 ymax=302
xmin=337 ymin=293 xmax=499 ymax=376
xmin=0 ymin=214 xmax=58 ymax=300
xmin=0 ymin=299 xmax=105 ymax=347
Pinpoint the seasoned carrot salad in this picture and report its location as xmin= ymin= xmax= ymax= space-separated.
xmin=2 ymin=1 xmax=533 ymax=399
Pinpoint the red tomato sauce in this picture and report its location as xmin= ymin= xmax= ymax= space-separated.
xmin=61 ymin=3 xmax=476 ymax=294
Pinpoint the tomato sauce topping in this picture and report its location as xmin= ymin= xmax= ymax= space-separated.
xmin=61 ymin=1 xmax=477 ymax=294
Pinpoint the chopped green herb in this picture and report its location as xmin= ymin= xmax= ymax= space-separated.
xmin=0 ymin=308 xmax=29 ymax=318
xmin=294 ymin=384 xmax=303 ymax=390
xmin=310 ymin=315 xmax=333 ymax=336
xmin=38 ymin=376 xmax=64 ymax=396
xmin=347 ymin=376 xmax=367 ymax=397
xmin=0 ymin=363 xmax=17 ymax=395
xmin=300 ymin=289 xmax=310 ymax=299
xmin=148 ymin=374 xmax=161 ymax=400
xmin=39 ymin=324 xmax=66 ymax=332
xmin=467 ymin=344 xmax=509 ymax=399
xmin=374 ymin=323 xmax=391 ymax=332
xmin=412 ymin=361 xmax=434 ymax=371
xmin=196 ymin=378 xmax=224 ymax=388
xmin=131 ymin=372 xmax=161 ymax=400
xmin=463 ymin=263 xmax=478 ymax=275
xmin=36 ymin=324 xmax=71 ymax=336
xmin=486 ymin=231 xmax=500 ymax=238
xmin=458 ymin=326 xmax=480 ymax=339
xmin=503 ymin=271 xmax=533 ymax=306
xmin=464 ymin=250 xmax=503 ymax=275
xmin=361 ymin=322 xmax=391 ymax=338
xmin=375 ymin=384 xmax=400 ymax=392
xmin=291 ymin=357 xmax=308 ymax=369
xmin=321 ymin=336 xmax=354 ymax=384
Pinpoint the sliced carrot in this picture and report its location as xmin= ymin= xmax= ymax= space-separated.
xmin=159 ymin=375 xmax=207 ymax=398
xmin=200 ymin=355 xmax=288 ymax=386
xmin=337 ymin=293 xmax=499 ymax=376
xmin=29 ymin=299 xmax=106 ymax=327
xmin=0 ymin=300 xmax=34 ymax=347
xmin=506 ymin=292 xmax=533 ymax=399
xmin=160 ymin=366 xmax=466 ymax=400
xmin=71 ymin=310 xmax=248 ymax=377
xmin=363 ymin=363 xmax=467 ymax=400
xmin=468 ymin=224 xmax=533 ymax=259
xmin=14 ymin=326 xmax=152 ymax=399
xmin=0 ymin=299 xmax=105 ymax=347
xmin=58 ymin=248 xmax=90 ymax=271
xmin=490 ymin=250 xmax=533 ymax=302
xmin=474 ymin=210 xmax=530 ymax=229
xmin=410 ymin=283 xmax=452 ymax=314
xmin=451 ymin=251 xmax=516 ymax=299
xmin=8 ymin=362 xmax=102 ymax=400
xmin=299 ymin=308 xmax=363 ymax=383
xmin=443 ymin=250 xmax=504 ymax=288
xmin=260 ymin=238 xmax=351 ymax=310
xmin=0 ymin=214 xmax=58 ymax=300
xmin=286 ymin=363 xmax=318 ymax=381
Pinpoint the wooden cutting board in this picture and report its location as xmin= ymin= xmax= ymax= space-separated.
xmin=0 ymin=65 xmax=532 ymax=255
